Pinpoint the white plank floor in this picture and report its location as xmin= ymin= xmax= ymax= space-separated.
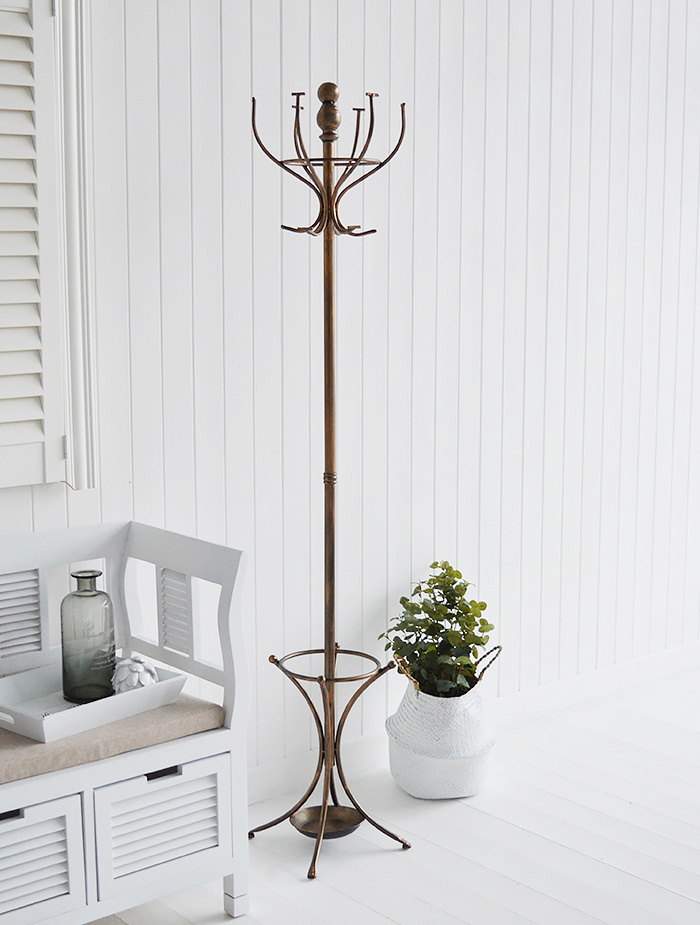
xmin=95 ymin=665 xmax=700 ymax=924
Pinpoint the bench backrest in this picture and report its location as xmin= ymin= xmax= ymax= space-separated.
xmin=0 ymin=522 xmax=248 ymax=727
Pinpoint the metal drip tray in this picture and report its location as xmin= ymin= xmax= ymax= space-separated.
xmin=290 ymin=805 xmax=363 ymax=839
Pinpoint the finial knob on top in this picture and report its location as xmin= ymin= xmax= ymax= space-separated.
xmin=318 ymin=82 xmax=339 ymax=103
xmin=317 ymin=82 xmax=341 ymax=141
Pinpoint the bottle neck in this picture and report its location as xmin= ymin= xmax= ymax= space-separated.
xmin=72 ymin=570 xmax=101 ymax=594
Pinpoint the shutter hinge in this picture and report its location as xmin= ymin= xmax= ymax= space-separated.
xmin=62 ymin=435 xmax=69 ymax=460
xmin=51 ymin=0 xmax=58 ymax=17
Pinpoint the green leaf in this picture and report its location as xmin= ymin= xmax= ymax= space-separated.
xmin=446 ymin=630 xmax=462 ymax=646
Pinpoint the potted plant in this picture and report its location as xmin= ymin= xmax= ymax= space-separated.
xmin=380 ymin=561 xmax=501 ymax=799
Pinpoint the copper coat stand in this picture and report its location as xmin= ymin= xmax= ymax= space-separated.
xmin=248 ymin=83 xmax=410 ymax=879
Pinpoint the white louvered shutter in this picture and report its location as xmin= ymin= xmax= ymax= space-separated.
xmin=0 ymin=0 xmax=66 ymax=488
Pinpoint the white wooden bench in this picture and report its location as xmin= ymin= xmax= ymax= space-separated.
xmin=0 ymin=521 xmax=249 ymax=924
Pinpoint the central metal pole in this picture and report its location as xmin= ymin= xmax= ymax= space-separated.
xmin=319 ymin=82 xmax=339 ymax=697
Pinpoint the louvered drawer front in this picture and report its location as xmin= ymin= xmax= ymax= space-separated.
xmin=94 ymin=753 xmax=232 ymax=900
xmin=0 ymin=795 xmax=85 ymax=925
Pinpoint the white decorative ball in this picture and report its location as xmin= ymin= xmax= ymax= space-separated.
xmin=112 ymin=656 xmax=158 ymax=693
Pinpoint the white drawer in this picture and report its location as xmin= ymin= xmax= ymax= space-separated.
xmin=94 ymin=753 xmax=232 ymax=901
xmin=0 ymin=794 xmax=86 ymax=925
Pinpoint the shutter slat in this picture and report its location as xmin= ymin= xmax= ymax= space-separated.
xmin=0 ymin=85 xmax=32 ymax=111
xmin=0 ymin=875 xmax=69 ymax=913
xmin=0 ymin=828 xmax=63 ymax=863
xmin=0 ymin=254 xmax=37 ymax=279
xmin=112 ymin=804 xmax=217 ymax=853
xmin=113 ymin=793 xmax=217 ymax=836
xmin=0 ymin=569 xmax=37 ymax=586
xmin=0 ymin=231 xmax=37 ymax=255
xmin=0 ymin=326 xmax=40 ymax=350
xmin=0 ymin=183 xmax=36 ymax=207
xmin=113 ymin=776 xmax=217 ymax=819
xmin=0 ymin=601 xmax=41 ymax=618
xmin=0 ymin=371 xmax=41 ymax=399
xmin=0 ymin=207 xmax=36 ymax=231
xmin=0 ymin=396 xmax=43 ymax=424
xmin=0 ymin=583 xmax=39 ymax=600
xmin=0 ymin=35 xmax=32 ymax=63
xmin=0 ymin=418 xmax=42 ymax=445
xmin=0 ymin=61 xmax=32 ymax=88
xmin=0 ymin=158 xmax=35 ymax=182
xmin=0 ymin=303 xmax=40 ymax=325
xmin=0 ymin=110 xmax=34 ymax=135
xmin=0 ymin=12 xmax=32 ymax=39
xmin=1 ymin=848 xmax=67 ymax=881
xmin=0 ymin=278 xmax=38 ymax=301
xmin=0 ymin=134 xmax=34 ymax=158
xmin=0 ymin=350 xmax=41 ymax=376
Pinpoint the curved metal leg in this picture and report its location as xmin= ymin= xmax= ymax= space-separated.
xmin=307 ymin=678 xmax=334 ymax=879
xmin=335 ymin=664 xmax=411 ymax=849
xmin=249 ymin=656 xmax=326 ymax=838
xmin=330 ymin=771 xmax=340 ymax=806
xmin=248 ymin=745 xmax=324 ymax=837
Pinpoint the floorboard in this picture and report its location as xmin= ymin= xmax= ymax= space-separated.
xmin=99 ymin=665 xmax=700 ymax=924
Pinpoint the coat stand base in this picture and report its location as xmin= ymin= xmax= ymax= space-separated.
xmin=248 ymin=646 xmax=411 ymax=879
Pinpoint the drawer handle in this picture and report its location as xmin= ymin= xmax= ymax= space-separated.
xmin=146 ymin=765 xmax=181 ymax=782
xmin=0 ymin=713 xmax=15 ymax=725
xmin=0 ymin=809 xmax=23 ymax=823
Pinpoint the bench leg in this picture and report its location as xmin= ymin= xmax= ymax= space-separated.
xmin=224 ymin=874 xmax=249 ymax=917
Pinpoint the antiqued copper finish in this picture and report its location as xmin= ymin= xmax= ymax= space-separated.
xmin=290 ymin=805 xmax=364 ymax=839
xmin=249 ymin=83 xmax=409 ymax=880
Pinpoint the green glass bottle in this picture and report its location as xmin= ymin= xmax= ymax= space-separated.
xmin=61 ymin=570 xmax=115 ymax=704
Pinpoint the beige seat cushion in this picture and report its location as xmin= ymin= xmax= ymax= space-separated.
xmin=0 ymin=693 xmax=224 ymax=785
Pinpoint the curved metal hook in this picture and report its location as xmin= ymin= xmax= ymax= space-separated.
xmin=252 ymin=97 xmax=327 ymax=233
xmin=334 ymin=101 xmax=406 ymax=225
xmin=333 ymin=93 xmax=377 ymax=199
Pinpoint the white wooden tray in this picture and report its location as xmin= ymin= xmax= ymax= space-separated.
xmin=0 ymin=662 xmax=186 ymax=742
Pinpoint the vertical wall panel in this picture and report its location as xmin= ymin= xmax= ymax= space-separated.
xmin=190 ymin=0 xmax=226 ymax=545
xmin=520 ymin=0 xmax=549 ymax=690
xmin=250 ymin=0 xmax=285 ymax=768
xmin=6 ymin=0 xmax=700 ymax=783
xmin=385 ymin=0 xmax=416 ymax=715
xmin=157 ymin=0 xmax=196 ymax=536
xmin=499 ymin=0 xmax=529 ymax=695
xmin=678 ymin=0 xmax=700 ymax=646
xmin=362 ymin=0 xmax=393 ymax=734
xmin=86 ymin=0 xmax=131 ymax=526
xmin=455 ymin=0 xmax=487 ymax=599
xmin=433 ymin=0 xmax=465 ymax=566
xmin=615 ymin=0 xmax=649 ymax=665
xmin=280 ymin=0 xmax=314 ymax=760
xmin=124 ymin=0 xmax=164 ymax=528
xmin=410 ymin=0 xmax=440 ymax=576
xmin=598 ymin=0 xmax=632 ymax=670
xmin=220 ymin=0 xmax=256 ymax=767
xmin=559 ymin=0 xmax=592 ymax=681
xmin=479 ymin=0 xmax=509 ymax=690
xmin=579 ymin=0 xmax=612 ymax=676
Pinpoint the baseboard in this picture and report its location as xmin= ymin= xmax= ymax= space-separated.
xmin=485 ymin=639 xmax=700 ymax=732
xmin=247 ymin=640 xmax=700 ymax=803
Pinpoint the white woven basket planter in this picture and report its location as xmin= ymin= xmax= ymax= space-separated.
xmin=386 ymin=682 xmax=495 ymax=799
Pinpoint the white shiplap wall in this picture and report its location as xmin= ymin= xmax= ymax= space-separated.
xmin=1 ymin=0 xmax=699 ymax=788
